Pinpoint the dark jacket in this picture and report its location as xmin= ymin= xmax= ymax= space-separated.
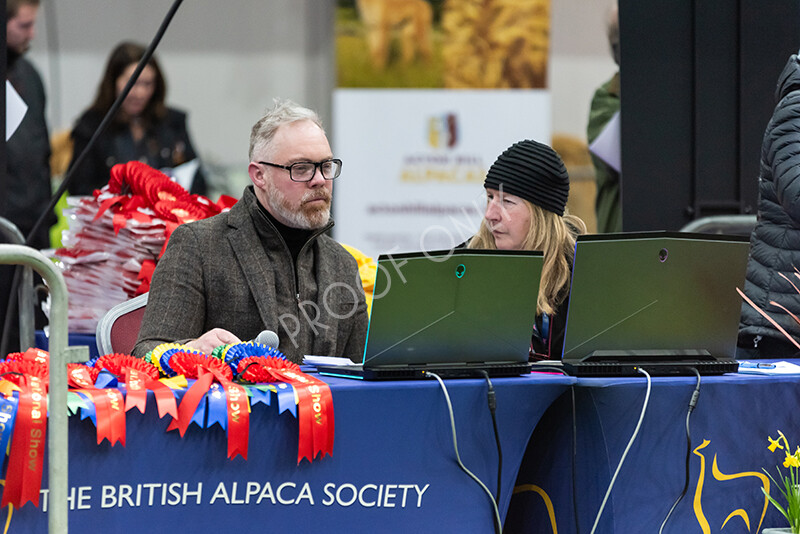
xmin=2 ymin=56 xmax=53 ymax=248
xmin=133 ymin=186 xmax=368 ymax=364
xmin=738 ymin=54 xmax=800 ymax=351
xmin=68 ymin=107 xmax=206 ymax=196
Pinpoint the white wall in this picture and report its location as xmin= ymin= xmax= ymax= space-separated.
xmin=26 ymin=0 xmax=615 ymax=194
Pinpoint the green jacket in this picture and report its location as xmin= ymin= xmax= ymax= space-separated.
xmin=587 ymin=72 xmax=622 ymax=233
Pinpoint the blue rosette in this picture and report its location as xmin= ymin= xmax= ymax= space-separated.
xmin=221 ymin=342 xmax=285 ymax=375
xmin=159 ymin=347 xmax=203 ymax=377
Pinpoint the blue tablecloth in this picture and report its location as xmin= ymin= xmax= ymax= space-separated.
xmin=507 ymin=369 xmax=800 ymax=533
xmin=6 ymin=372 xmax=574 ymax=533
xmin=34 ymin=331 xmax=99 ymax=361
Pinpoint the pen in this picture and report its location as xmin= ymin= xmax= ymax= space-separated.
xmin=739 ymin=362 xmax=777 ymax=369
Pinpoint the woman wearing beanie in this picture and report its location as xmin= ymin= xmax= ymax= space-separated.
xmin=468 ymin=139 xmax=586 ymax=360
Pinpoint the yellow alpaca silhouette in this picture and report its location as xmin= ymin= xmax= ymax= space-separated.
xmin=693 ymin=439 xmax=770 ymax=533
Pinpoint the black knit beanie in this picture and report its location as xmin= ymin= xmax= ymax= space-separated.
xmin=483 ymin=139 xmax=570 ymax=216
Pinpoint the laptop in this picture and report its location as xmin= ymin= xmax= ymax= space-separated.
xmin=317 ymin=249 xmax=542 ymax=380
xmin=556 ymin=232 xmax=748 ymax=377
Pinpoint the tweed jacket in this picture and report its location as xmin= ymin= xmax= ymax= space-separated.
xmin=739 ymin=54 xmax=800 ymax=348
xmin=133 ymin=186 xmax=368 ymax=364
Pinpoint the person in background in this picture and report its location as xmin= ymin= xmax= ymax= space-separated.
xmin=0 ymin=0 xmax=53 ymax=354
xmin=133 ymin=99 xmax=368 ymax=364
xmin=468 ymin=139 xmax=586 ymax=360
xmin=68 ymin=41 xmax=206 ymax=196
xmin=587 ymin=0 xmax=621 ymax=233
xmin=738 ymin=52 xmax=800 ymax=359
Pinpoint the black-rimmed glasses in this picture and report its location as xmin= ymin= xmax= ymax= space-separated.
xmin=258 ymin=159 xmax=342 ymax=182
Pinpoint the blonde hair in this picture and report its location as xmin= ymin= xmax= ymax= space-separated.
xmin=468 ymin=200 xmax=586 ymax=315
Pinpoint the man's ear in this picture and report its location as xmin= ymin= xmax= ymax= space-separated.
xmin=248 ymin=162 xmax=266 ymax=188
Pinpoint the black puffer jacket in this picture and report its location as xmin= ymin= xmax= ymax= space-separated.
xmin=739 ymin=53 xmax=800 ymax=347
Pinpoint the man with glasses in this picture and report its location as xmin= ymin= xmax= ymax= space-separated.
xmin=133 ymin=100 xmax=368 ymax=364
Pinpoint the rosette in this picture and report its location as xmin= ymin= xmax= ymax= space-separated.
xmin=237 ymin=355 xmax=300 ymax=383
xmin=168 ymin=352 xmax=233 ymax=381
xmin=145 ymin=178 xmax=190 ymax=207
xmin=164 ymin=352 xmax=249 ymax=460
xmin=189 ymin=194 xmax=222 ymax=216
xmin=123 ymin=161 xmax=171 ymax=198
xmin=6 ymin=347 xmax=49 ymax=368
xmin=0 ymin=360 xmax=49 ymax=389
xmin=158 ymin=347 xmax=208 ymax=378
xmin=233 ymin=353 xmax=334 ymax=463
xmin=153 ymin=199 xmax=208 ymax=225
xmin=222 ymin=342 xmax=285 ymax=375
xmin=1 ymin=375 xmax=46 ymax=509
xmin=95 ymin=354 xmax=159 ymax=381
xmin=93 ymin=354 xmax=160 ymax=415
xmin=67 ymin=363 xmax=100 ymax=388
xmin=147 ymin=343 xmax=184 ymax=377
xmin=107 ymin=163 xmax=127 ymax=193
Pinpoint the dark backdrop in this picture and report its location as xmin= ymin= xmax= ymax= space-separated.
xmin=619 ymin=0 xmax=800 ymax=230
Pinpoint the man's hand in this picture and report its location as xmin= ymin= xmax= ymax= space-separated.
xmin=185 ymin=328 xmax=241 ymax=355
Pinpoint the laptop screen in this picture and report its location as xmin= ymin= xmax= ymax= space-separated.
xmin=561 ymin=232 xmax=750 ymax=362
xmin=363 ymin=249 xmax=543 ymax=367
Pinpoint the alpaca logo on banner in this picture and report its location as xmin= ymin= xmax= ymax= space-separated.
xmin=427 ymin=113 xmax=458 ymax=149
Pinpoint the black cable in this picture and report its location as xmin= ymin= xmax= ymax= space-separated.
xmin=0 ymin=0 xmax=185 ymax=356
xmin=479 ymin=370 xmax=503 ymax=504
xmin=658 ymin=367 xmax=702 ymax=534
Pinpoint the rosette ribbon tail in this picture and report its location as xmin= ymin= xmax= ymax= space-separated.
xmin=211 ymin=368 xmax=250 ymax=461
xmin=124 ymin=368 xmax=147 ymax=414
xmin=167 ymin=371 xmax=214 ymax=437
xmin=269 ymin=369 xmax=334 ymax=464
xmin=1 ymin=376 xmax=47 ymax=509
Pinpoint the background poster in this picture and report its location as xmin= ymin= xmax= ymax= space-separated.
xmin=333 ymin=0 xmax=551 ymax=257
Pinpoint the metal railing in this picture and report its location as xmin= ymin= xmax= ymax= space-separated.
xmin=0 ymin=244 xmax=84 ymax=534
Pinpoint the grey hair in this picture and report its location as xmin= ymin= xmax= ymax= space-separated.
xmin=249 ymin=98 xmax=324 ymax=161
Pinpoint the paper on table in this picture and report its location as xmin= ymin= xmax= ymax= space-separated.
xmin=6 ymin=81 xmax=27 ymax=141
xmin=738 ymin=360 xmax=800 ymax=375
xmin=303 ymin=355 xmax=360 ymax=367
xmin=588 ymin=110 xmax=621 ymax=173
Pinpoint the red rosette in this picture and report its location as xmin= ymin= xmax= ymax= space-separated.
xmin=170 ymin=352 xmax=233 ymax=381
xmin=6 ymin=347 xmax=50 ymax=369
xmin=216 ymin=194 xmax=238 ymax=211
xmin=95 ymin=353 xmax=160 ymax=381
xmin=108 ymin=163 xmax=127 ymax=193
xmin=236 ymin=356 xmax=301 ymax=383
xmin=144 ymin=176 xmax=190 ymax=208
xmin=189 ymin=194 xmax=221 ymax=216
xmin=154 ymin=199 xmax=209 ymax=224
xmin=0 ymin=360 xmax=49 ymax=389
xmin=122 ymin=161 xmax=161 ymax=197
xmin=67 ymin=363 xmax=100 ymax=387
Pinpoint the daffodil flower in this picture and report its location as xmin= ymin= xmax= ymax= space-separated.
xmin=764 ymin=430 xmax=800 ymax=533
